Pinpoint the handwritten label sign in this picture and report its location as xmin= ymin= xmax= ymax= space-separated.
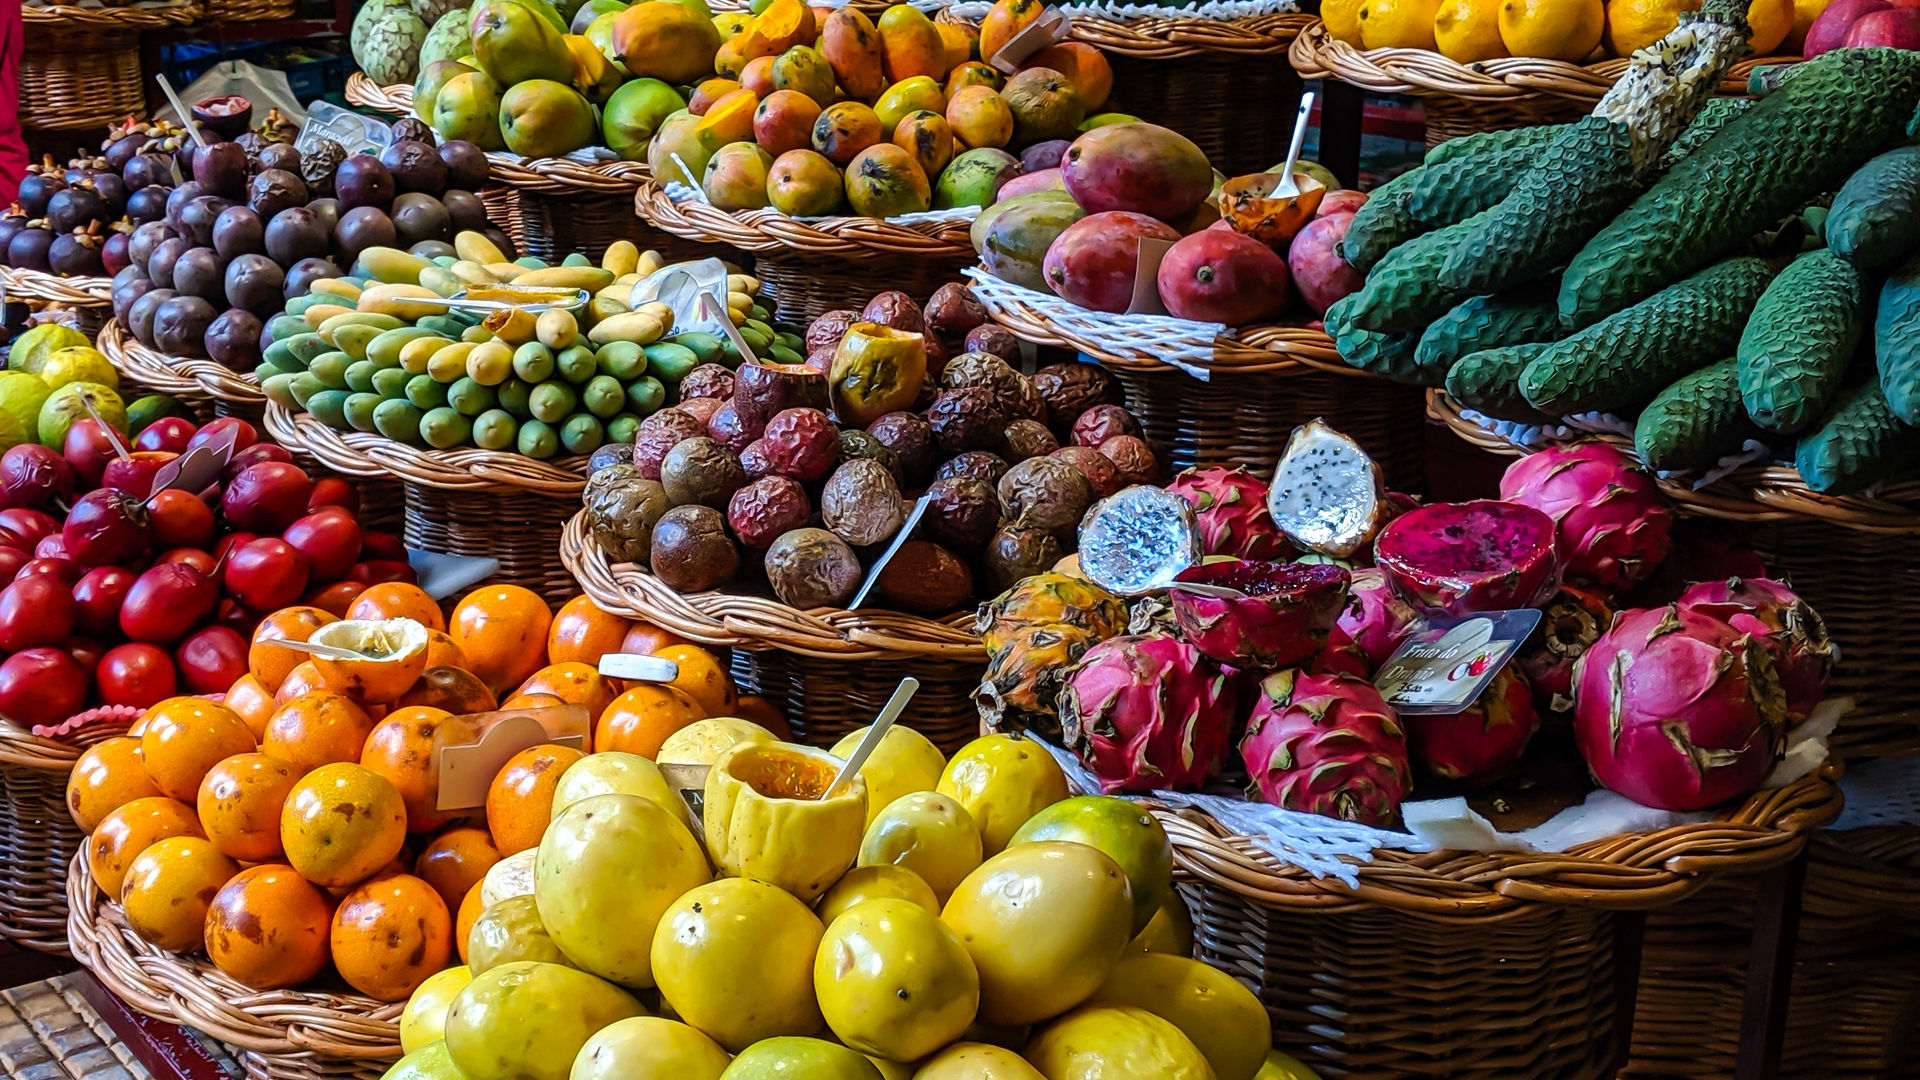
xmin=1373 ymin=610 xmax=1541 ymax=716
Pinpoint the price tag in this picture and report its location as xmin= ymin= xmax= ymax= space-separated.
xmin=152 ymin=422 xmax=239 ymax=494
xmin=297 ymin=101 xmax=393 ymax=157
xmin=1122 ymin=237 xmax=1175 ymax=316
xmin=598 ymin=653 xmax=680 ymax=681
xmin=1373 ymin=610 xmax=1542 ymax=716
xmin=436 ymin=708 xmax=589 ymax=810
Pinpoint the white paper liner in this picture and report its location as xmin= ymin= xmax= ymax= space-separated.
xmin=946 ymin=0 xmax=1300 ymax=20
xmin=1033 ymin=697 xmax=1841 ymax=887
xmin=1456 ymin=408 xmax=1783 ymax=491
xmin=662 ymin=180 xmax=981 ymax=228
xmin=964 ymin=267 xmax=1227 ymax=380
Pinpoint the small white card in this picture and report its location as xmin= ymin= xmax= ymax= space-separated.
xmin=1374 ymin=610 xmax=1542 ymax=716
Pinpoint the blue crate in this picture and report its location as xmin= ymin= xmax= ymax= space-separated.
xmin=160 ymin=37 xmax=352 ymax=108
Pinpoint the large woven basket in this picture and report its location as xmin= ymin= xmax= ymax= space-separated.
xmin=99 ymin=318 xmax=250 ymax=421
xmin=1163 ymin=762 xmax=1842 ymax=1079
xmin=1430 ymin=390 xmax=1920 ymax=759
xmin=560 ymin=510 xmax=987 ymax=755
xmin=203 ymin=0 xmax=295 ymax=18
xmin=1289 ymin=19 xmax=1794 ymax=144
xmin=0 ymin=266 xmax=114 ymax=338
xmin=344 ymin=74 xmax=724 ymax=266
xmin=0 ymin=709 xmax=141 ymax=956
xmin=940 ymin=6 xmax=1312 ymax=177
xmin=970 ymin=272 xmax=1428 ymax=491
xmin=268 ymin=403 xmax=586 ymax=604
xmin=1626 ymin=822 xmax=1920 ymax=1079
xmin=634 ymin=180 xmax=975 ymax=324
xmin=66 ymin=855 xmax=399 ymax=1080
xmin=20 ymin=2 xmax=199 ymax=130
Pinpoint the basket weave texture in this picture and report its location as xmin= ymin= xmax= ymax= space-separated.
xmin=100 ymin=317 xmax=252 ymax=412
xmin=21 ymin=2 xmax=197 ymax=129
xmin=1429 ymin=390 xmax=1920 ymax=758
xmin=0 ymin=265 xmax=114 ymax=307
xmin=67 ymin=855 xmax=398 ymax=1080
xmin=202 ymin=0 xmax=294 ymax=18
xmin=0 ymin=709 xmax=140 ymax=955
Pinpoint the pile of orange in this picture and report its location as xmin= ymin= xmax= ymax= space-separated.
xmin=64 ymin=582 xmax=786 ymax=1002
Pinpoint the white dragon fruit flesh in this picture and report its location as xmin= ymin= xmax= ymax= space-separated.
xmin=1572 ymin=604 xmax=1788 ymax=811
xmin=1239 ymin=668 xmax=1412 ymax=825
xmin=1330 ymin=568 xmax=1420 ymax=672
xmin=1057 ymin=633 xmax=1239 ymax=793
xmin=1169 ymin=560 xmax=1351 ymax=671
xmin=1499 ymin=441 xmax=1674 ymax=591
xmin=1165 ymin=465 xmax=1289 ymax=560
xmin=1266 ymin=419 xmax=1390 ymax=559
xmin=1517 ymin=586 xmax=1615 ymax=720
xmin=1406 ymin=665 xmax=1540 ymax=782
xmin=1677 ymin=577 xmax=1833 ymax=719
xmin=1372 ymin=499 xmax=1561 ymax=616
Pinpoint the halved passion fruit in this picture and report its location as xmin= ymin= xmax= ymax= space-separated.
xmin=704 ymin=741 xmax=866 ymax=903
xmin=306 ymin=618 xmax=431 ymax=704
xmin=1218 ymin=171 xmax=1326 ymax=245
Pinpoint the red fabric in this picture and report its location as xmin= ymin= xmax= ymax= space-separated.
xmin=0 ymin=0 xmax=23 ymax=207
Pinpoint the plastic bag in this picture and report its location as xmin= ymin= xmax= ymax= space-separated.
xmin=156 ymin=59 xmax=309 ymax=130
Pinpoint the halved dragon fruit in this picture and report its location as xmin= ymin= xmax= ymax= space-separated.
xmin=1372 ymin=500 xmax=1561 ymax=616
xmin=1677 ymin=577 xmax=1833 ymax=719
xmin=1266 ymin=419 xmax=1390 ymax=559
xmin=1517 ymin=586 xmax=1615 ymax=720
xmin=1169 ymin=560 xmax=1351 ymax=671
xmin=1239 ymin=668 xmax=1412 ymax=825
xmin=1057 ymin=633 xmax=1239 ymax=793
xmin=1572 ymin=604 xmax=1789 ymax=811
xmin=1165 ymin=465 xmax=1288 ymax=560
xmin=1499 ymin=441 xmax=1674 ymax=591
xmin=1406 ymin=666 xmax=1540 ymax=782
xmin=1330 ymin=567 xmax=1420 ymax=671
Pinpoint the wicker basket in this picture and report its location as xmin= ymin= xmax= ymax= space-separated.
xmin=20 ymin=3 xmax=198 ymax=130
xmin=560 ymin=510 xmax=988 ymax=755
xmin=203 ymin=0 xmax=295 ymax=18
xmin=1429 ymin=390 xmax=1920 ymax=759
xmin=99 ymin=318 xmax=249 ymax=421
xmin=971 ymin=272 xmax=1428 ymax=490
xmin=1163 ymin=762 xmax=1843 ymax=1079
xmin=1288 ymin=19 xmax=1794 ymax=144
xmin=940 ymin=6 xmax=1312 ymax=177
xmin=0 ymin=709 xmax=141 ymax=956
xmin=268 ymin=404 xmax=586 ymax=603
xmin=0 ymin=266 xmax=114 ymax=338
xmin=66 ymin=855 xmax=399 ymax=1080
xmin=634 ymin=180 xmax=974 ymax=325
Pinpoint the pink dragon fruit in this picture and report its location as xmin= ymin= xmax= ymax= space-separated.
xmin=1517 ymin=586 xmax=1615 ymax=720
xmin=1169 ymin=560 xmax=1351 ymax=670
xmin=1308 ymin=638 xmax=1373 ymax=679
xmin=1330 ymin=568 xmax=1420 ymax=671
xmin=1627 ymin=518 xmax=1769 ymax=605
xmin=1499 ymin=442 xmax=1675 ymax=591
xmin=1057 ymin=633 xmax=1239 ymax=793
xmin=1239 ymin=669 xmax=1412 ymax=825
xmin=1165 ymin=466 xmax=1289 ymax=560
xmin=1372 ymin=500 xmax=1561 ymax=616
xmin=1677 ymin=577 xmax=1833 ymax=719
xmin=1266 ymin=419 xmax=1390 ymax=559
xmin=1406 ymin=666 xmax=1540 ymax=782
xmin=1571 ymin=604 xmax=1789 ymax=811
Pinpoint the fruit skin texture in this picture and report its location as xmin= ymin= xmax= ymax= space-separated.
xmin=280 ymin=763 xmax=408 ymax=888
xmin=119 ymin=835 xmax=238 ymax=952
xmin=1043 ymin=211 xmax=1181 ymax=314
xmin=140 ymin=699 xmax=255 ymax=802
xmin=329 ymin=873 xmax=453 ymax=1002
xmin=917 ymin=1043 xmax=1046 ymax=1079
xmin=1024 ymin=1004 xmax=1216 ymax=1080
xmin=815 ymin=896 xmax=979 ymax=1062
xmin=830 ymin=723 xmax=948 ymax=827
xmin=450 ymin=584 xmax=554 ymax=695
xmin=650 ymin=877 xmax=825 ymax=1051
xmin=487 ymin=743 xmax=587 ymax=856
xmin=1009 ymin=795 xmax=1173 ymax=936
xmin=1057 ymin=634 xmax=1237 ymax=794
xmin=1163 ymin=466 xmax=1286 ymax=560
xmin=857 ymin=790 xmax=984 ymax=902
xmin=443 ymin=960 xmax=647 ymax=1080
xmin=718 ymin=1037 xmax=884 ymax=1079
xmin=1240 ymin=669 xmax=1412 ymax=826
xmin=941 ymin=841 xmax=1134 ymax=1027
xmin=1406 ymin=666 xmax=1541 ymax=782
xmin=1498 ymin=442 xmax=1672 ymax=591
xmin=1516 ymin=586 xmax=1615 ymax=720
xmin=1059 ymin=123 xmax=1213 ymax=221
xmin=1170 ymin=561 xmax=1352 ymax=672
xmin=572 ymin=1017 xmax=731 ymax=1080
xmin=1572 ymin=605 xmax=1789 ymax=811
xmin=196 ymin=753 xmax=299 ymax=863
xmin=1677 ymin=577 xmax=1833 ymax=719
xmin=975 ymin=572 xmax=1129 ymax=653
xmin=1088 ymin=953 xmax=1271 ymax=1080
xmin=535 ymin=792 xmax=712 ymax=988
xmin=705 ymin=741 xmax=867 ymax=903
xmin=1157 ymin=229 xmax=1292 ymax=325
xmin=1331 ymin=568 xmax=1419 ymax=672
xmin=203 ymin=864 xmax=334 ymax=990
xmin=66 ymin=736 xmax=163 ymax=834
xmin=935 ymin=734 xmax=1071 ymax=854
xmin=1373 ymin=499 xmax=1561 ymax=616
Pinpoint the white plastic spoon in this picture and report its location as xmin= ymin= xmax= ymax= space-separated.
xmin=824 ymin=677 xmax=920 ymax=799
xmin=1271 ymin=90 xmax=1318 ymax=199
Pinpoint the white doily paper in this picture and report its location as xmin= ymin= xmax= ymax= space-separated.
xmin=964 ymin=267 xmax=1228 ymax=380
xmin=662 ymin=181 xmax=982 ymax=228
xmin=945 ymin=0 xmax=1300 ymax=20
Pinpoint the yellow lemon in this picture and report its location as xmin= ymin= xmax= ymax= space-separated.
xmin=1435 ymin=0 xmax=1511 ymax=59
xmin=1357 ymin=0 xmax=1442 ymax=48
xmin=1604 ymin=0 xmax=1688 ymax=56
xmin=1786 ymin=0 xmax=1832 ymax=51
xmin=1322 ymin=0 xmax=1368 ymax=43
xmin=1499 ymin=0 xmax=1604 ymax=59
xmin=1746 ymin=0 xmax=1794 ymax=54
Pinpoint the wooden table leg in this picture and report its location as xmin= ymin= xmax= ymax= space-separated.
xmin=1734 ymin=848 xmax=1809 ymax=1080
xmin=1611 ymin=909 xmax=1647 ymax=1076
xmin=1316 ymin=79 xmax=1366 ymax=190
xmin=73 ymin=969 xmax=234 ymax=1080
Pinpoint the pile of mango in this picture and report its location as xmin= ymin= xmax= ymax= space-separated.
xmin=260 ymin=231 xmax=803 ymax=457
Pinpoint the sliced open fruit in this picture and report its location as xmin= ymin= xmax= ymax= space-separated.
xmin=704 ymin=740 xmax=866 ymax=902
xmin=306 ymin=617 xmax=432 ymax=704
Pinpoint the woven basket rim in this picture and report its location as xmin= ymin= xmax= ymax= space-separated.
xmin=97 ymin=319 xmax=230 ymax=404
xmin=560 ymin=509 xmax=989 ymax=662
xmin=266 ymin=401 xmax=589 ymax=496
xmin=23 ymin=0 xmax=200 ymax=28
xmin=0 ymin=708 xmax=140 ymax=774
xmin=0 ymin=265 xmax=115 ymax=305
xmin=970 ymin=268 xmax=1356 ymax=375
xmin=1160 ymin=760 xmax=1843 ymax=916
xmin=1287 ymin=19 xmax=1797 ymax=106
xmin=938 ymin=8 xmax=1310 ymax=57
xmin=635 ymin=180 xmax=976 ymax=257
xmin=66 ymin=855 xmax=405 ymax=1060
xmin=1426 ymin=390 xmax=1920 ymax=533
